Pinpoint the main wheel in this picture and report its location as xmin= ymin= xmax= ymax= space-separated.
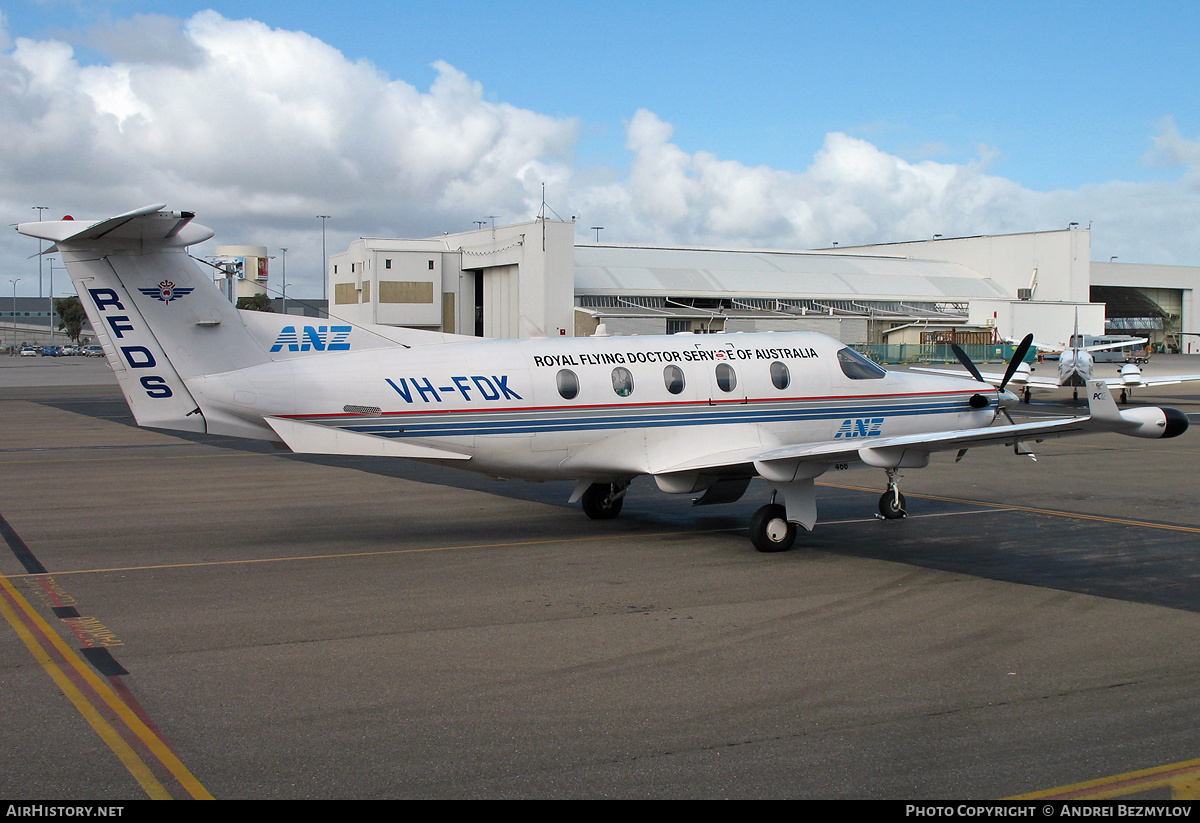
xmin=1023 ymin=387 xmax=1031 ymax=404
xmin=581 ymin=483 xmax=624 ymax=520
xmin=878 ymin=490 xmax=907 ymax=519
xmin=750 ymin=504 xmax=796 ymax=553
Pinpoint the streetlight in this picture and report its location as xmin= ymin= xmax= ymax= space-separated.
xmin=590 ymin=226 xmax=604 ymax=242
xmin=316 ymin=215 xmax=331 ymax=307
xmin=33 ymin=206 xmax=48 ymax=299
xmin=9 ymin=278 xmax=21 ymax=349
xmin=47 ymin=258 xmax=66 ymax=344
xmin=280 ymin=248 xmax=288 ymax=315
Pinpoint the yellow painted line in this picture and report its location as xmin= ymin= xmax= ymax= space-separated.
xmin=0 ymin=579 xmax=171 ymax=799
xmin=1009 ymin=755 xmax=1200 ymax=799
xmin=818 ymin=481 xmax=1200 ymax=534
xmin=0 ymin=575 xmax=213 ymax=799
xmin=4 ymin=528 xmax=744 ymax=579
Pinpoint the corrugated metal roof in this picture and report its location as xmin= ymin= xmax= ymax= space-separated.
xmin=573 ymin=245 xmax=1008 ymax=301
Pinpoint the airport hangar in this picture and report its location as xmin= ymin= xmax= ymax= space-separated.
xmin=325 ymin=218 xmax=1200 ymax=354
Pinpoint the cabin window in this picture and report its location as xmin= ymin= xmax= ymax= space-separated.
xmin=663 ymin=364 xmax=685 ymax=395
xmin=715 ymin=363 xmax=737 ymax=392
xmin=837 ymin=347 xmax=887 ymax=380
xmin=770 ymin=361 xmax=790 ymax=390
xmin=556 ymin=369 xmax=579 ymax=400
xmin=611 ymin=367 xmax=634 ymax=397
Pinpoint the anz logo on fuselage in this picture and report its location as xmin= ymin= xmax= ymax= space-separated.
xmin=270 ymin=325 xmax=352 ymax=353
xmin=834 ymin=417 xmax=885 ymax=439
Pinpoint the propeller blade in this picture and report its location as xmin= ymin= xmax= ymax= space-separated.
xmin=999 ymin=334 xmax=1034 ymax=391
xmin=951 ymin=343 xmax=985 ymax=383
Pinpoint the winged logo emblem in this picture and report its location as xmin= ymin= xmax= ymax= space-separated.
xmin=138 ymin=279 xmax=194 ymax=304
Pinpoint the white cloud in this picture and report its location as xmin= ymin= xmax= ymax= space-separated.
xmin=0 ymin=12 xmax=580 ymax=294
xmin=2 ymin=11 xmax=1199 ymax=298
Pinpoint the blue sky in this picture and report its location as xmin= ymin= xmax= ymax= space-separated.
xmin=3 ymin=1 xmax=1200 ymax=295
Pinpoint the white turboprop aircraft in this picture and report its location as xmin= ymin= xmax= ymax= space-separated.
xmin=16 ymin=206 xmax=1192 ymax=552
xmin=918 ymin=324 xmax=1200 ymax=404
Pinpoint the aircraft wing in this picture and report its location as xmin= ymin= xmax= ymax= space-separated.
xmin=1104 ymin=373 xmax=1200 ymax=389
xmin=749 ymin=416 xmax=1089 ymax=466
xmin=909 ymin=366 xmax=1060 ymax=388
xmin=650 ymin=414 xmax=1091 ymax=477
xmin=654 ymin=379 xmax=1175 ymax=478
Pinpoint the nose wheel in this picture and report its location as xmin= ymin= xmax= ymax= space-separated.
xmin=877 ymin=470 xmax=907 ymax=519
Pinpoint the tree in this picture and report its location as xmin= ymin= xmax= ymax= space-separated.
xmin=55 ymin=296 xmax=88 ymax=343
xmin=237 ymin=293 xmax=274 ymax=312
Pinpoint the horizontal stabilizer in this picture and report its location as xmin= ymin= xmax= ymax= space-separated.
xmin=264 ymin=417 xmax=472 ymax=460
xmin=17 ymin=204 xmax=214 ymax=251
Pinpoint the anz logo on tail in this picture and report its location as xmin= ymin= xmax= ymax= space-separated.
xmin=270 ymin=325 xmax=352 ymax=353
xmin=834 ymin=417 xmax=885 ymax=439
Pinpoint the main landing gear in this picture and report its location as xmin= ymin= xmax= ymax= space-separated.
xmin=749 ymin=502 xmax=796 ymax=553
xmin=580 ymin=481 xmax=630 ymax=520
xmin=579 ymin=471 xmax=908 ymax=554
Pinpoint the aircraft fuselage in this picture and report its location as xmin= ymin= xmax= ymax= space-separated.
xmin=194 ymin=332 xmax=998 ymax=481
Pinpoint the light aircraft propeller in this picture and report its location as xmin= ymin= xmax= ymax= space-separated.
xmin=950 ymin=333 xmax=1035 ymax=461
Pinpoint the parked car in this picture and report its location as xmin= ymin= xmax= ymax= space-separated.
xmin=83 ymin=346 xmax=104 ymax=357
xmin=19 ymin=346 xmax=37 ymax=357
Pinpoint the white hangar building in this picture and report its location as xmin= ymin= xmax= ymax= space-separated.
xmin=328 ymin=218 xmax=1200 ymax=353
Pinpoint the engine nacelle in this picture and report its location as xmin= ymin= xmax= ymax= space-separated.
xmin=1119 ymin=363 xmax=1143 ymax=385
xmin=1119 ymin=406 xmax=1189 ymax=438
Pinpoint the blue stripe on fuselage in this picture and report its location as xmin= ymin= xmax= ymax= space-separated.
xmin=291 ymin=393 xmax=980 ymax=440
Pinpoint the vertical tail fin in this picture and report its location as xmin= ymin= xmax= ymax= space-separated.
xmin=17 ymin=205 xmax=271 ymax=433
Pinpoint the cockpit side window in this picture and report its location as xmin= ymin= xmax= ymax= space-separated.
xmin=836 ymin=347 xmax=887 ymax=380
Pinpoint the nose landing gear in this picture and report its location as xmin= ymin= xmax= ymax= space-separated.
xmin=877 ymin=469 xmax=907 ymax=520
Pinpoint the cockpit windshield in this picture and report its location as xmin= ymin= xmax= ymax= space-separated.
xmin=837 ymin=347 xmax=887 ymax=380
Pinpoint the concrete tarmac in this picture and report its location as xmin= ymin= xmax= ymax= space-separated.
xmin=2 ymin=356 xmax=1199 ymax=799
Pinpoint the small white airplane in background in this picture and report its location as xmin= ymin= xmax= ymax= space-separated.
xmin=16 ymin=205 xmax=1191 ymax=552
xmin=918 ymin=323 xmax=1200 ymax=404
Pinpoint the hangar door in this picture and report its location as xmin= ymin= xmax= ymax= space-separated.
xmin=469 ymin=263 xmax=520 ymax=339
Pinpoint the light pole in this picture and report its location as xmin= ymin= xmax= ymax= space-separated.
xmin=280 ymin=248 xmax=288 ymax=315
xmin=316 ymin=215 xmax=330 ymax=308
xmin=33 ymin=206 xmax=48 ymax=299
xmin=9 ymin=279 xmax=21 ymax=349
xmin=47 ymin=258 xmax=66 ymax=344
